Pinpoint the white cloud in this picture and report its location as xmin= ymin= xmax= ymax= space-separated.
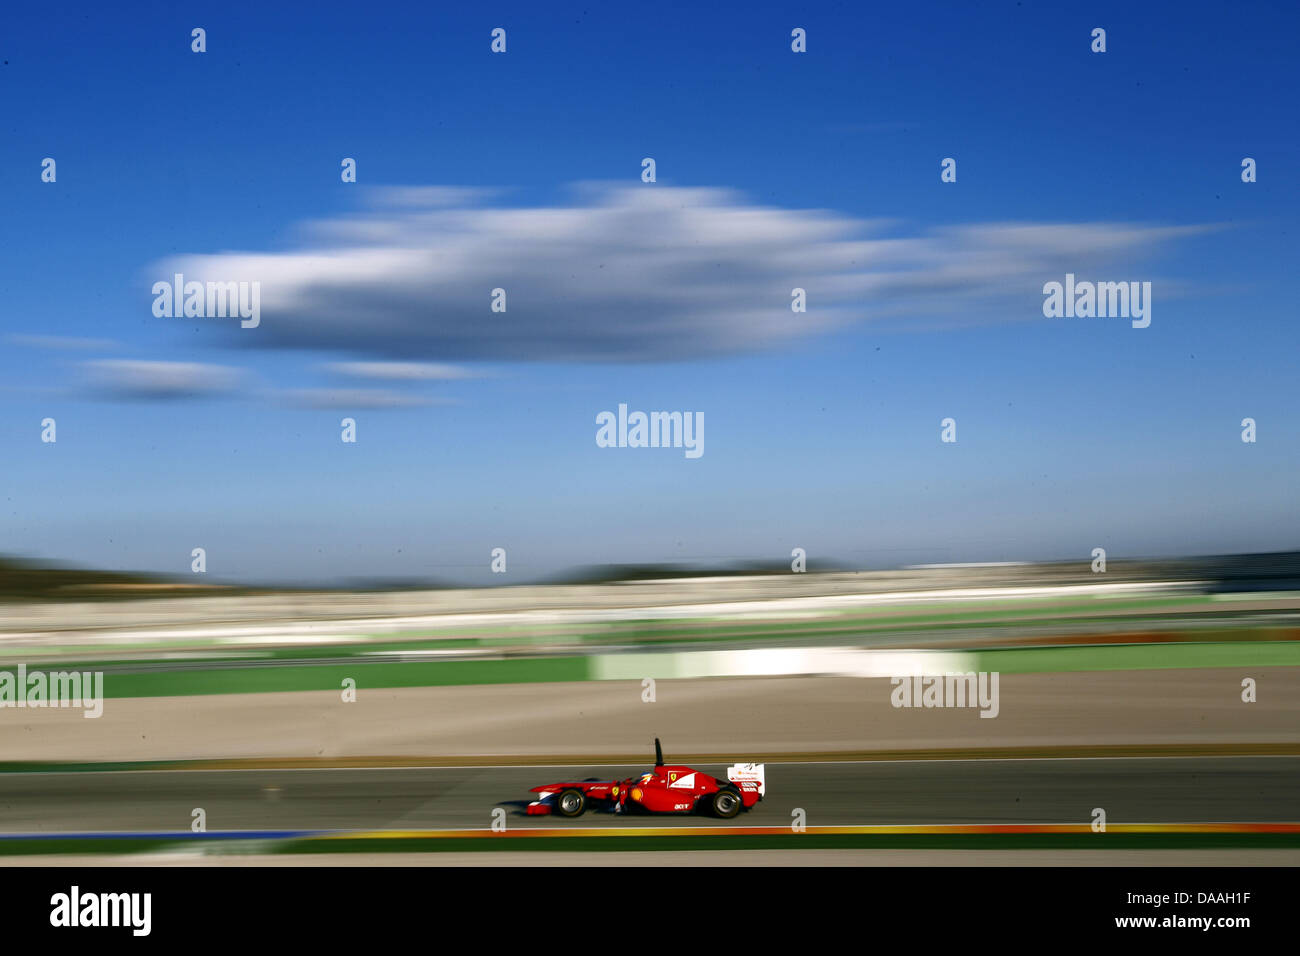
xmin=10 ymin=334 xmax=119 ymax=351
xmin=83 ymin=359 xmax=244 ymax=400
xmin=324 ymin=361 xmax=482 ymax=381
xmin=159 ymin=184 xmax=1211 ymax=362
xmin=278 ymin=387 xmax=454 ymax=409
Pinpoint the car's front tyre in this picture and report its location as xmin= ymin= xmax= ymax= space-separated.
xmin=556 ymin=788 xmax=587 ymax=818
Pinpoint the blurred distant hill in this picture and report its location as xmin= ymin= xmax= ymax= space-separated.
xmin=0 ymin=556 xmax=226 ymax=602
xmin=1 ymin=550 xmax=1296 ymax=602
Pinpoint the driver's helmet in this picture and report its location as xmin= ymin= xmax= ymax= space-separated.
xmin=638 ymin=772 xmax=655 ymax=785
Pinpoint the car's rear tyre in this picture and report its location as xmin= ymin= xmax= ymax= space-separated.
xmin=556 ymin=788 xmax=587 ymax=818
xmin=710 ymin=788 xmax=742 ymax=819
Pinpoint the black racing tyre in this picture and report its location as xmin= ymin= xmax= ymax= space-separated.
xmin=710 ymin=788 xmax=742 ymax=819
xmin=556 ymin=788 xmax=587 ymax=818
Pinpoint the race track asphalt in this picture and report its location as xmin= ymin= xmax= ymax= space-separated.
xmin=1 ymin=755 xmax=1296 ymax=833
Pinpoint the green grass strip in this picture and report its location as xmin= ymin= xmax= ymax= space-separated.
xmin=969 ymin=641 xmax=1300 ymax=673
xmin=95 ymin=656 xmax=590 ymax=698
xmin=7 ymin=641 xmax=1297 ymax=700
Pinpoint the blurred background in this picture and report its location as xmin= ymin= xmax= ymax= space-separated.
xmin=1 ymin=1 xmax=1297 ymax=862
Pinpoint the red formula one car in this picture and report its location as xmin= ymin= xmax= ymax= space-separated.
xmin=525 ymin=739 xmax=764 ymax=819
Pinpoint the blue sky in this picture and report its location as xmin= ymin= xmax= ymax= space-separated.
xmin=1 ymin=1 xmax=1297 ymax=584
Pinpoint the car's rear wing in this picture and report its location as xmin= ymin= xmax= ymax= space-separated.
xmin=726 ymin=762 xmax=765 ymax=796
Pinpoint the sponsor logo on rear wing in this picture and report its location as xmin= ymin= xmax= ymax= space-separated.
xmin=726 ymin=762 xmax=765 ymax=796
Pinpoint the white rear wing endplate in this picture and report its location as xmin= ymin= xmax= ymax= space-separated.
xmin=726 ymin=762 xmax=765 ymax=796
